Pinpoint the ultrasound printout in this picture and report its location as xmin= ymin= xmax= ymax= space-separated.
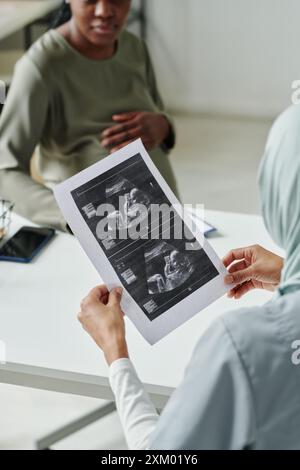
xmin=54 ymin=140 xmax=230 ymax=344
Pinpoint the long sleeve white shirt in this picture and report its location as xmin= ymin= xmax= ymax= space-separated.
xmin=109 ymin=358 xmax=159 ymax=450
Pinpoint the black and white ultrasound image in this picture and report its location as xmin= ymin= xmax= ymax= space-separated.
xmin=71 ymin=154 xmax=218 ymax=321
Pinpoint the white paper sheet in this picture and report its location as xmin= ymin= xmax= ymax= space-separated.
xmin=54 ymin=140 xmax=230 ymax=344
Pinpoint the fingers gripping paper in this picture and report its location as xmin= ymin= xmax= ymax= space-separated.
xmin=54 ymin=140 xmax=229 ymax=344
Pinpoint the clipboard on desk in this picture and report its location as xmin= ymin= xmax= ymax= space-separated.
xmin=187 ymin=208 xmax=217 ymax=236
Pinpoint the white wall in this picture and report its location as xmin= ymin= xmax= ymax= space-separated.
xmin=146 ymin=0 xmax=300 ymax=117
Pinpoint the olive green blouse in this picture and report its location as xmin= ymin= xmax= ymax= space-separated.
xmin=0 ymin=29 xmax=178 ymax=230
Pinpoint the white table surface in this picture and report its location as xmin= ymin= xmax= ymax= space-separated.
xmin=0 ymin=0 xmax=62 ymax=42
xmin=0 ymin=210 xmax=283 ymax=408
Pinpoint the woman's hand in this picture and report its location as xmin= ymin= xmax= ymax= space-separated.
xmin=101 ymin=111 xmax=171 ymax=153
xmin=223 ymin=245 xmax=284 ymax=299
xmin=78 ymin=285 xmax=128 ymax=365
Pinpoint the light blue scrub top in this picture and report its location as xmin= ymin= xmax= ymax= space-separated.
xmin=150 ymin=291 xmax=300 ymax=449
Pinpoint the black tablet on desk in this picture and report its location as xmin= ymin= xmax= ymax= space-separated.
xmin=0 ymin=226 xmax=55 ymax=263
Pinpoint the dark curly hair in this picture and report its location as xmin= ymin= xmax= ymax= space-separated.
xmin=52 ymin=1 xmax=72 ymax=28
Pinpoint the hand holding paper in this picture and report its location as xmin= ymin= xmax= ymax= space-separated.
xmin=223 ymin=244 xmax=284 ymax=299
xmin=78 ymin=285 xmax=129 ymax=366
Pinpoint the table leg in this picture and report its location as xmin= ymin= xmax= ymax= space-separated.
xmin=35 ymin=401 xmax=116 ymax=450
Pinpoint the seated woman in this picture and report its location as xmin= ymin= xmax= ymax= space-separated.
xmin=0 ymin=0 xmax=178 ymax=231
xmin=78 ymin=104 xmax=300 ymax=449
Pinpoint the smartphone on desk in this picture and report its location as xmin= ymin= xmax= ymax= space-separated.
xmin=0 ymin=226 xmax=55 ymax=263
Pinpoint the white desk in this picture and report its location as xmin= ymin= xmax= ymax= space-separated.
xmin=0 ymin=210 xmax=282 ymax=409
xmin=0 ymin=0 xmax=62 ymax=42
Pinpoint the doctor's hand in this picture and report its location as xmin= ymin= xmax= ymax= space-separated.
xmin=223 ymin=245 xmax=284 ymax=299
xmin=101 ymin=111 xmax=171 ymax=153
xmin=78 ymin=285 xmax=128 ymax=366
